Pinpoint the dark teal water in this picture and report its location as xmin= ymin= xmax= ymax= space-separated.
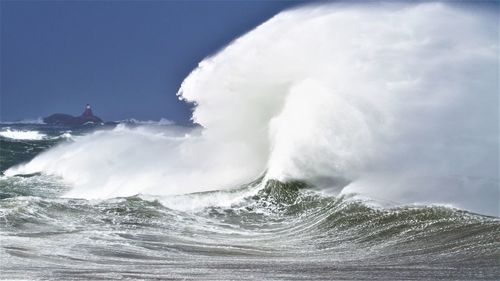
xmin=1 ymin=124 xmax=499 ymax=280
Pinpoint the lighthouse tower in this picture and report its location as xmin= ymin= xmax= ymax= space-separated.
xmin=82 ymin=104 xmax=93 ymax=117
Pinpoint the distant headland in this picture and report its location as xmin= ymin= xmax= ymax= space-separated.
xmin=43 ymin=104 xmax=104 ymax=126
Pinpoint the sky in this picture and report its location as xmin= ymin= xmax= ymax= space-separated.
xmin=1 ymin=0 xmax=305 ymax=124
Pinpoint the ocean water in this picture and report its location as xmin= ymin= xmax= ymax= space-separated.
xmin=1 ymin=2 xmax=499 ymax=280
xmin=1 ymin=123 xmax=499 ymax=280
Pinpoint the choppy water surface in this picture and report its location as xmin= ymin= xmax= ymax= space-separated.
xmin=1 ymin=125 xmax=499 ymax=280
xmin=2 ymin=2 xmax=500 ymax=279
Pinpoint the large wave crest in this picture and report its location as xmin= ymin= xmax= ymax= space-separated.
xmin=6 ymin=3 xmax=499 ymax=215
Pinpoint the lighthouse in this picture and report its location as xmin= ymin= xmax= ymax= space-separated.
xmin=82 ymin=104 xmax=93 ymax=117
xmin=43 ymin=103 xmax=103 ymax=126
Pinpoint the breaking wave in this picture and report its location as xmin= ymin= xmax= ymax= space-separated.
xmin=119 ymin=118 xmax=174 ymax=126
xmin=0 ymin=129 xmax=47 ymax=141
xmin=0 ymin=128 xmax=72 ymax=141
xmin=5 ymin=3 xmax=499 ymax=216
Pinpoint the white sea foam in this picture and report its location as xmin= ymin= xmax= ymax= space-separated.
xmin=0 ymin=129 xmax=47 ymax=140
xmin=59 ymin=132 xmax=73 ymax=139
xmin=119 ymin=118 xmax=174 ymax=126
xmin=0 ymin=128 xmax=72 ymax=141
xmin=6 ymin=3 xmax=499 ymax=215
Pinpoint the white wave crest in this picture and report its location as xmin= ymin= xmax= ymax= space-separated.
xmin=119 ymin=118 xmax=174 ymax=126
xmin=6 ymin=3 xmax=499 ymax=215
xmin=0 ymin=129 xmax=47 ymax=140
xmin=178 ymin=3 xmax=498 ymax=215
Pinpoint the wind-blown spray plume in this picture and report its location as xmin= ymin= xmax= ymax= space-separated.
xmin=6 ymin=3 xmax=499 ymax=215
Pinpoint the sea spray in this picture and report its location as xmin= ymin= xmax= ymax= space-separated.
xmin=179 ymin=2 xmax=499 ymax=215
xmin=6 ymin=3 xmax=499 ymax=215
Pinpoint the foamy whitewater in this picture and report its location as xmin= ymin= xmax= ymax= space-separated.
xmin=1 ymin=3 xmax=499 ymax=280
xmin=0 ymin=128 xmax=47 ymax=140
